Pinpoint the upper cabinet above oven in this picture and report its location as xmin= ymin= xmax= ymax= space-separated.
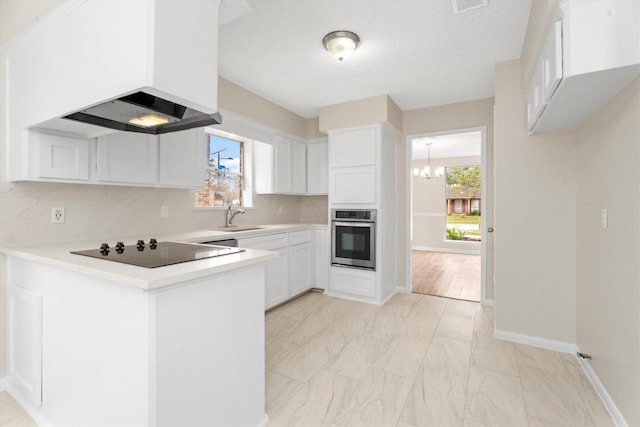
xmin=527 ymin=0 xmax=640 ymax=134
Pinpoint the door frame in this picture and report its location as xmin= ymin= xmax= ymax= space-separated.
xmin=404 ymin=126 xmax=490 ymax=304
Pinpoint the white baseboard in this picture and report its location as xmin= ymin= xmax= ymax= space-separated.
xmin=576 ymin=352 xmax=628 ymax=427
xmin=494 ymin=328 xmax=578 ymax=354
xmin=480 ymin=298 xmax=494 ymax=307
xmin=256 ymin=414 xmax=269 ymax=427
xmin=494 ymin=330 xmax=629 ymax=427
xmin=412 ymin=245 xmax=480 ymax=255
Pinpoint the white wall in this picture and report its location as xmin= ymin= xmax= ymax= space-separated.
xmin=576 ymin=76 xmax=640 ymax=427
xmin=412 ymin=155 xmax=481 ymax=254
xmin=493 ymin=59 xmax=577 ymax=344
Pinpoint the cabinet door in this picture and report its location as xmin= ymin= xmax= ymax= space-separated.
xmin=35 ymin=133 xmax=89 ymax=180
xmin=273 ymin=136 xmax=292 ymax=193
xmin=97 ymin=132 xmax=158 ymax=184
xmin=265 ymin=250 xmax=289 ymax=310
xmin=158 ymin=128 xmax=206 ymax=189
xmin=332 ymin=166 xmax=376 ymax=204
xmin=291 ymin=141 xmax=306 ymax=193
xmin=253 ymin=141 xmax=275 ymax=194
xmin=307 ymin=142 xmax=328 ymax=194
xmin=330 ymin=128 xmax=376 ymax=168
xmin=542 ymin=21 xmax=563 ymax=103
xmin=289 ymin=242 xmax=313 ymax=297
xmin=314 ymin=229 xmax=329 ymax=290
xmin=9 ymin=285 xmax=43 ymax=405
xmin=526 ymin=62 xmax=546 ymax=133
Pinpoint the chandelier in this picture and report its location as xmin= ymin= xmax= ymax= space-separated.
xmin=413 ymin=142 xmax=444 ymax=179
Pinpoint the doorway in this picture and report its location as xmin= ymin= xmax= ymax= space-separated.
xmin=405 ymin=128 xmax=489 ymax=303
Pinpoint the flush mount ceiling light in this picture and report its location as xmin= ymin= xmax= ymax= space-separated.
xmin=322 ymin=30 xmax=360 ymax=61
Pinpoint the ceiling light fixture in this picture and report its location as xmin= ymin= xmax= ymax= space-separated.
xmin=322 ymin=30 xmax=360 ymax=61
xmin=413 ymin=142 xmax=444 ymax=179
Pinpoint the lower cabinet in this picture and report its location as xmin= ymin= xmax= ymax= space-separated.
xmin=289 ymin=242 xmax=312 ymax=297
xmin=239 ymin=229 xmax=315 ymax=310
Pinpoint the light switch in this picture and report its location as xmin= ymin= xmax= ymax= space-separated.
xmin=600 ymin=208 xmax=607 ymax=229
xmin=161 ymin=206 xmax=169 ymax=218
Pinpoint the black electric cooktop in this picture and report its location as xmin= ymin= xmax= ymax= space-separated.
xmin=71 ymin=240 xmax=244 ymax=268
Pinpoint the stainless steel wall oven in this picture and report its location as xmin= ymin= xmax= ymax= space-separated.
xmin=331 ymin=209 xmax=376 ymax=270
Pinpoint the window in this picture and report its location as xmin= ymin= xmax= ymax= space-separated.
xmin=195 ymin=132 xmax=245 ymax=207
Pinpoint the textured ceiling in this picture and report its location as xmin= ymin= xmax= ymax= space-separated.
xmin=218 ymin=0 xmax=532 ymax=119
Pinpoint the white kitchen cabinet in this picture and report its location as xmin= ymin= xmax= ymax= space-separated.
xmin=528 ymin=1 xmax=640 ymax=133
xmin=8 ymin=284 xmax=42 ymax=406
xmin=313 ymin=228 xmax=329 ymax=290
xmin=327 ymin=124 xmax=397 ymax=304
xmin=239 ymin=229 xmax=316 ymax=309
xmin=254 ymin=136 xmax=308 ymax=194
xmin=238 ymin=233 xmax=290 ymax=310
xmin=97 ymin=132 xmax=158 ymax=184
xmin=330 ymin=127 xmax=376 ymax=168
xmin=274 ymin=136 xmax=293 ymax=193
xmin=306 ymin=141 xmax=328 ymax=194
xmin=288 ymin=230 xmax=313 ymax=297
xmin=291 ymin=140 xmax=307 ymax=193
xmin=34 ymin=132 xmax=89 ymax=180
xmin=158 ymin=128 xmax=206 ymax=189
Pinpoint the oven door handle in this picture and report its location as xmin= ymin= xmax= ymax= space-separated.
xmin=333 ymin=221 xmax=374 ymax=228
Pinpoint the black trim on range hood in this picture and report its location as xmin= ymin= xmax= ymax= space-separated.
xmin=63 ymin=91 xmax=222 ymax=135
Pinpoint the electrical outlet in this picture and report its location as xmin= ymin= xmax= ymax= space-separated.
xmin=160 ymin=206 xmax=169 ymax=218
xmin=601 ymin=208 xmax=608 ymax=229
xmin=51 ymin=207 xmax=65 ymax=224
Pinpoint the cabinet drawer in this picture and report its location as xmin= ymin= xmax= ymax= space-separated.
xmin=288 ymin=229 xmax=312 ymax=245
xmin=238 ymin=233 xmax=288 ymax=250
xmin=330 ymin=267 xmax=376 ymax=298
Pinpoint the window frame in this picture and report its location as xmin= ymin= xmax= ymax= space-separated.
xmin=193 ymin=128 xmax=254 ymax=210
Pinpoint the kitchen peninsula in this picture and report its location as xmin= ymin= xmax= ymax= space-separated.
xmin=1 ymin=232 xmax=280 ymax=427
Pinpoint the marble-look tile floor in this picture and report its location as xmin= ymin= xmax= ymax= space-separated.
xmin=0 ymin=392 xmax=37 ymax=427
xmin=266 ymin=291 xmax=614 ymax=427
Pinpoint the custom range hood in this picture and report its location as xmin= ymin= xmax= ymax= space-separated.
xmin=5 ymin=0 xmax=223 ymax=139
xmin=63 ymin=91 xmax=222 ymax=135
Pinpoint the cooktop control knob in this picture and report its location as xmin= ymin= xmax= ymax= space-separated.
xmin=99 ymin=243 xmax=110 ymax=255
xmin=115 ymin=241 xmax=125 ymax=253
xmin=149 ymin=238 xmax=158 ymax=249
xmin=136 ymin=240 xmax=145 ymax=251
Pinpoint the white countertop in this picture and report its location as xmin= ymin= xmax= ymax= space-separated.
xmin=0 ymin=223 xmax=328 ymax=291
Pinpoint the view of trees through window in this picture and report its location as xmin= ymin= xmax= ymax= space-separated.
xmin=445 ymin=165 xmax=481 ymax=241
xmin=195 ymin=134 xmax=244 ymax=207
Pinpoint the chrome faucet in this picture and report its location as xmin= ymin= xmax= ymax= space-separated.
xmin=226 ymin=205 xmax=246 ymax=227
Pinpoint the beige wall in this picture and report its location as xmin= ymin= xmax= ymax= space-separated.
xmin=493 ymin=59 xmax=577 ymax=343
xmin=412 ymin=156 xmax=481 ymax=254
xmin=399 ymin=98 xmax=494 ymax=298
xmin=318 ymin=95 xmax=402 ymax=133
xmin=576 ymin=76 xmax=640 ymax=426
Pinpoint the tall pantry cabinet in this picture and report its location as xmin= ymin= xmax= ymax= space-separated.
xmin=327 ymin=124 xmax=397 ymax=304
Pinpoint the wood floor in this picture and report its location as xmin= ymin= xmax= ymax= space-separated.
xmin=412 ymin=250 xmax=480 ymax=302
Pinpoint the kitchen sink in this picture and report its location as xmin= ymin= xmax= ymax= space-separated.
xmin=218 ymin=226 xmax=263 ymax=232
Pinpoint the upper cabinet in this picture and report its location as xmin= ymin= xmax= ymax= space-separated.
xmin=158 ymin=129 xmax=206 ymax=189
xmin=306 ymin=141 xmax=328 ymax=195
xmin=254 ymin=137 xmax=327 ymax=195
xmin=97 ymin=133 xmax=158 ymax=185
xmin=527 ymin=0 xmax=640 ymax=133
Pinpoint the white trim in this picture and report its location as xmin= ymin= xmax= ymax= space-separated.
xmin=0 ymin=376 xmax=7 ymax=391
xmin=576 ymin=353 xmax=629 ymax=427
xmin=480 ymin=298 xmax=494 ymax=307
xmin=494 ymin=328 xmax=578 ymax=354
xmin=4 ymin=383 xmax=51 ymax=427
xmin=412 ymin=245 xmax=480 ymax=255
xmin=256 ymin=414 xmax=270 ymax=427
